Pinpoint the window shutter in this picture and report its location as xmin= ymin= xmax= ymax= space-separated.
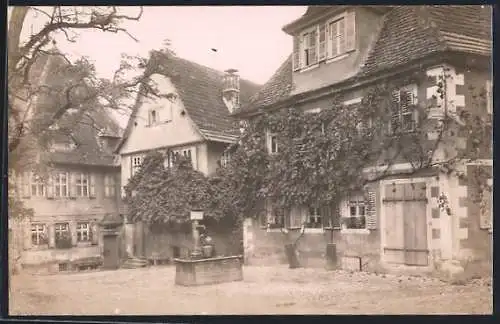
xmin=485 ymin=80 xmax=492 ymax=114
xmin=89 ymin=174 xmax=96 ymax=198
xmin=293 ymin=36 xmax=301 ymax=71
xmin=24 ymin=224 xmax=32 ymax=250
xmin=48 ymin=224 xmax=55 ymax=248
xmin=364 ymin=188 xmax=377 ymax=229
xmin=309 ymin=29 xmax=318 ymax=65
xmin=91 ymin=222 xmax=99 ymax=245
xmin=321 ymin=205 xmax=331 ymax=228
xmin=338 ymin=18 xmax=346 ymax=54
xmin=22 ymin=172 xmax=31 ymax=198
xmin=69 ymin=173 xmax=77 ymax=198
xmin=329 ymin=22 xmax=337 ymax=57
xmin=479 ymin=190 xmax=492 ymax=229
xmin=345 ymin=11 xmax=356 ymax=52
xmin=319 ymin=24 xmax=327 ymax=61
xmin=46 ymin=174 xmax=54 ymax=198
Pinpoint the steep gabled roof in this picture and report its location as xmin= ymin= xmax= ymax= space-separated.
xmin=117 ymin=55 xmax=260 ymax=151
xmin=26 ymin=51 xmax=122 ymax=168
xmin=240 ymin=5 xmax=492 ymax=114
xmin=241 ymin=55 xmax=293 ymax=110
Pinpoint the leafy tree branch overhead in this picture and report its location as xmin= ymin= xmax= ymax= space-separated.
xmin=7 ymin=6 xmax=177 ymax=163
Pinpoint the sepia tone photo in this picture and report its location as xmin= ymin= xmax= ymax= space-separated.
xmin=7 ymin=5 xmax=492 ymax=315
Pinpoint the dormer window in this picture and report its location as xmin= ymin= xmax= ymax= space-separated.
xmin=328 ymin=17 xmax=346 ymax=57
xmin=293 ymin=11 xmax=356 ymax=72
xmin=303 ymin=29 xmax=318 ymax=67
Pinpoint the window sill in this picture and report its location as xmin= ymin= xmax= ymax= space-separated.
xmin=28 ymin=244 xmax=49 ymax=251
xmin=145 ymin=120 xmax=172 ymax=128
xmin=303 ymin=228 xmax=325 ymax=234
xmin=341 ymin=228 xmax=370 ymax=235
xmin=324 ymin=227 xmax=341 ymax=231
xmin=325 ymin=51 xmax=351 ymax=63
xmin=299 ymin=63 xmax=320 ymax=73
xmin=76 ymin=241 xmax=93 ymax=247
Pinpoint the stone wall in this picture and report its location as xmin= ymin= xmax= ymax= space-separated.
xmin=132 ymin=223 xmax=242 ymax=261
xmin=244 ymin=219 xmax=381 ymax=270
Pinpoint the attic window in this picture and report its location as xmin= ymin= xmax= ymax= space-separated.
xmin=293 ymin=11 xmax=356 ymax=71
xmin=148 ymin=109 xmax=158 ymax=126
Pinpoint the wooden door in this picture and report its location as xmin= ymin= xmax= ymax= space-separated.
xmin=383 ymin=182 xmax=429 ymax=266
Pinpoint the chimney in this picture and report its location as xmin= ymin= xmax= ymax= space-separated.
xmin=222 ymin=69 xmax=240 ymax=113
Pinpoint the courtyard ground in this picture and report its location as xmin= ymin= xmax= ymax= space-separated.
xmin=9 ymin=265 xmax=492 ymax=315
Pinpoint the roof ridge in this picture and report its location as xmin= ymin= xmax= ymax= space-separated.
xmin=172 ymin=55 xmax=259 ymax=86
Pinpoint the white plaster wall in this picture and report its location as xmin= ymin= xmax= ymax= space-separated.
xmin=119 ymin=74 xmax=204 ymax=156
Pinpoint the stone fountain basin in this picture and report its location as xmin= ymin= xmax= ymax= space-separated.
xmin=174 ymin=255 xmax=243 ymax=286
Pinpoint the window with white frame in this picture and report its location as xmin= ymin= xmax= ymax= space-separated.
xmin=342 ymin=193 xmax=366 ymax=229
xmin=131 ymin=156 xmax=142 ymax=176
xmin=221 ymin=151 xmax=231 ymax=167
xmin=53 ymin=172 xmax=68 ymax=197
xmin=55 ymin=223 xmax=70 ymax=244
xmin=390 ymin=86 xmax=418 ymax=134
xmin=148 ymin=109 xmax=158 ymax=126
xmin=302 ymin=29 xmax=318 ymax=67
xmin=76 ymin=222 xmax=91 ymax=242
xmin=104 ymin=174 xmax=116 ymax=197
xmin=261 ymin=200 xmax=284 ymax=229
xmin=182 ymin=149 xmax=192 ymax=164
xmin=293 ymin=11 xmax=355 ymax=71
xmin=328 ymin=17 xmax=346 ymax=57
xmin=306 ymin=207 xmax=322 ymax=228
xmin=30 ymin=173 xmax=45 ymax=197
xmin=31 ymin=223 xmax=47 ymax=246
xmin=76 ymin=173 xmax=89 ymax=197
xmin=267 ymin=132 xmax=279 ymax=154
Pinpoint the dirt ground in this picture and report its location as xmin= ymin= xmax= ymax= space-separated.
xmin=9 ymin=265 xmax=492 ymax=315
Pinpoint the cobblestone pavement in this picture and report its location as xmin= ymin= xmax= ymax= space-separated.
xmin=9 ymin=265 xmax=492 ymax=315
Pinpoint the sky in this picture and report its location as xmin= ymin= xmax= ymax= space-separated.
xmin=14 ymin=6 xmax=306 ymax=85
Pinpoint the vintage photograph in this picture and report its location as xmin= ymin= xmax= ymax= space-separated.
xmin=7 ymin=5 xmax=492 ymax=315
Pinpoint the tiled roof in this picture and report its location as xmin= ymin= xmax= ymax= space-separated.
xmin=360 ymin=5 xmax=492 ymax=75
xmin=166 ymin=56 xmax=260 ymax=139
xmin=117 ymin=55 xmax=260 ymax=150
xmin=242 ymin=5 xmax=491 ymax=113
xmin=30 ymin=52 xmax=122 ymax=168
xmin=240 ymin=55 xmax=293 ymax=110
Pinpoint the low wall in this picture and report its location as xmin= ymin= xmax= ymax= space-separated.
xmin=133 ymin=224 xmax=242 ymax=262
xmin=244 ymin=219 xmax=381 ymax=271
xmin=174 ymin=256 xmax=243 ymax=286
xmin=21 ymin=245 xmax=101 ymax=274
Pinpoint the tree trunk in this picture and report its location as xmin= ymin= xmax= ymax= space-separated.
xmin=8 ymin=7 xmax=29 ymax=80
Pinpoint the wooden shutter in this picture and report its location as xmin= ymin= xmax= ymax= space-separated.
xmin=329 ymin=21 xmax=337 ymax=57
xmin=46 ymin=173 xmax=54 ymax=199
xmin=479 ymin=189 xmax=492 ymax=229
xmin=24 ymin=223 xmax=32 ymax=250
xmin=364 ymin=188 xmax=377 ymax=229
xmin=319 ymin=24 xmax=327 ymax=61
xmin=48 ymin=224 xmax=55 ymax=248
xmin=91 ymin=222 xmax=99 ymax=245
xmin=89 ymin=174 xmax=96 ymax=198
xmin=69 ymin=172 xmax=77 ymax=198
xmin=293 ymin=36 xmax=301 ymax=71
xmin=345 ymin=11 xmax=356 ymax=52
xmin=338 ymin=18 xmax=346 ymax=54
xmin=309 ymin=29 xmax=318 ymax=65
xmin=22 ymin=172 xmax=31 ymax=198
